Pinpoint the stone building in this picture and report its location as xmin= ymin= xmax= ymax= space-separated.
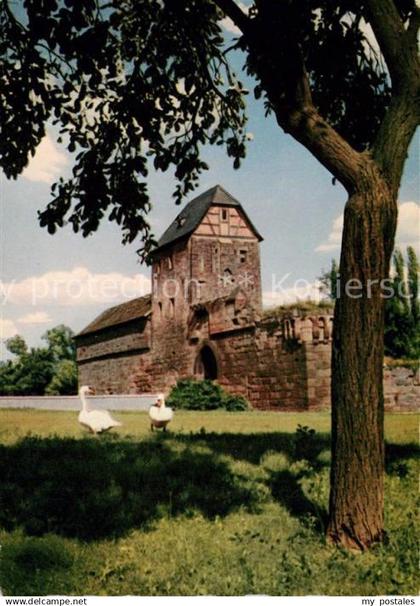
xmin=76 ymin=185 xmax=418 ymax=410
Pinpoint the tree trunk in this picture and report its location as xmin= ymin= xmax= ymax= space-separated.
xmin=327 ymin=167 xmax=398 ymax=550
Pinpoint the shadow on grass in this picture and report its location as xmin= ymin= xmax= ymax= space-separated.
xmin=0 ymin=430 xmax=417 ymax=542
xmin=385 ymin=442 xmax=420 ymax=477
xmin=0 ymin=435 xmax=258 ymax=541
xmin=176 ymin=430 xmax=330 ymax=465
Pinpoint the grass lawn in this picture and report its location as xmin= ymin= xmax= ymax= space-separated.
xmin=0 ymin=409 xmax=418 ymax=596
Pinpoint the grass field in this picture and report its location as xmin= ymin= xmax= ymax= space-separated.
xmin=0 ymin=409 xmax=418 ymax=596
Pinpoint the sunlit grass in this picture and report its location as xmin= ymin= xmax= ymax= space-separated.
xmin=0 ymin=409 xmax=416 ymax=444
xmin=0 ymin=410 xmax=417 ymax=596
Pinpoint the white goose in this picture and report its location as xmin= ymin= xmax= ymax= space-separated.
xmin=78 ymin=385 xmax=122 ymax=434
xmin=149 ymin=393 xmax=173 ymax=431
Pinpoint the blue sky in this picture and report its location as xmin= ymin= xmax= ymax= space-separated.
xmin=1 ymin=15 xmax=419 ymax=355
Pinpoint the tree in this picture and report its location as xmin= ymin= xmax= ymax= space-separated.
xmin=319 ymin=259 xmax=340 ymax=301
xmin=42 ymin=324 xmax=76 ymax=363
xmin=0 ymin=339 xmax=55 ymax=396
xmin=45 ymin=359 xmax=78 ymax=395
xmin=1 ymin=0 xmax=418 ymax=550
xmin=5 ymin=335 xmax=28 ymax=357
xmin=0 ymin=326 xmax=78 ymax=395
xmin=407 ymin=246 xmax=419 ymax=325
xmin=320 ymin=250 xmax=419 ymax=359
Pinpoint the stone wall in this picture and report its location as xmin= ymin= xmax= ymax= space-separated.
xmin=78 ymin=351 xmax=153 ymax=394
xmin=384 ymin=365 xmax=419 ymax=412
xmin=76 ymin=318 xmax=152 ymax=394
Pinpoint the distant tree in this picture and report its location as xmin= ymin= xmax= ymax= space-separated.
xmin=384 ymin=247 xmax=420 ymax=360
xmin=407 ymin=246 xmax=419 ymax=325
xmin=0 ymin=325 xmax=78 ymax=395
xmin=319 ymin=250 xmax=419 ymax=359
xmin=5 ymin=335 xmax=28 ymax=357
xmin=42 ymin=325 xmax=76 ymax=362
xmin=0 ymin=341 xmax=54 ymax=396
xmin=319 ymin=259 xmax=339 ymax=301
xmin=45 ymin=359 xmax=78 ymax=395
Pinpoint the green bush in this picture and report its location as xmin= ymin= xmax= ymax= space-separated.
xmin=223 ymin=393 xmax=250 ymax=411
xmin=167 ymin=379 xmax=250 ymax=411
xmin=294 ymin=425 xmax=322 ymax=463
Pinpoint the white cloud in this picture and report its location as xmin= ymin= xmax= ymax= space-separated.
xmin=1 ymin=266 xmax=151 ymax=307
xmin=315 ymin=214 xmax=343 ymax=253
xmin=0 ymin=318 xmax=18 ymax=340
xmin=220 ymin=2 xmax=249 ymax=35
xmin=17 ymin=311 xmax=52 ymax=325
xmin=263 ymin=281 xmax=323 ymax=307
xmin=315 ymin=201 xmax=420 ymax=254
xmin=22 ymin=134 xmax=68 ymax=184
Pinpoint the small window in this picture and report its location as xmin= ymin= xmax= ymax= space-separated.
xmin=199 ymin=256 xmax=205 ymax=272
xmin=158 ymin=301 xmax=163 ymax=319
xmin=212 ymin=247 xmax=219 ymax=273
xmin=169 ymin=298 xmax=175 ymax=318
xmin=223 ymin=268 xmax=234 ymax=286
xmin=239 ymin=249 xmax=247 ymax=263
xmin=168 ymin=254 xmax=173 ymax=270
xmin=155 ymin=260 xmax=161 ymax=275
xmin=220 ymin=208 xmax=228 ymax=222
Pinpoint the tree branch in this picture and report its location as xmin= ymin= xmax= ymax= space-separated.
xmin=212 ymin=0 xmax=251 ymax=35
xmin=274 ymin=94 xmax=367 ymax=195
xmin=364 ymin=0 xmax=416 ymax=90
xmin=249 ymin=34 xmax=366 ymax=193
xmin=407 ymin=5 xmax=420 ymax=44
xmin=372 ymin=90 xmax=420 ymax=195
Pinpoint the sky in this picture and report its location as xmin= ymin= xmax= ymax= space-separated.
xmin=1 ymin=13 xmax=419 ymax=357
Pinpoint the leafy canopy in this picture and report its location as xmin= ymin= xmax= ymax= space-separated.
xmin=0 ymin=325 xmax=77 ymax=395
xmin=319 ymin=250 xmax=420 ymax=361
xmin=1 ymin=0 xmax=415 ymax=256
xmin=384 ymin=246 xmax=420 ymax=360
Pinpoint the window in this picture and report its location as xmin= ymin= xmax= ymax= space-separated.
xmin=212 ymin=247 xmax=219 ymax=273
xmin=220 ymin=208 xmax=228 ymax=222
xmin=155 ymin=260 xmax=161 ymax=275
xmin=169 ymin=298 xmax=175 ymax=318
xmin=158 ymin=301 xmax=163 ymax=319
xmin=199 ymin=256 xmax=205 ymax=272
xmin=168 ymin=254 xmax=173 ymax=270
xmin=239 ymin=249 xmax=248 ymax=263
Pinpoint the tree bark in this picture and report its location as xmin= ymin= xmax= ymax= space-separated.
xmin=327 ymin=167 xmax=397 ymax=550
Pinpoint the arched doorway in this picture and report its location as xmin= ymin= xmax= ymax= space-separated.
xmin=194 ymin=345 xmax=218 ymax=380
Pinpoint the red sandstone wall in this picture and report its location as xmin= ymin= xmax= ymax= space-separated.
xmin=77 ymin=322 xmax=150 ymax=363
xmin=304 ymin=342 xmax=332 ymax=409
xmin=384 ymin=365 xmax=419 ymax=412
xmin=78 ymin=352 xmax=153 ymax=394
xmin=212 ymin=323 xmax=308 ymax=410
xmin=189 ymin=235 xmax=262 ymax=311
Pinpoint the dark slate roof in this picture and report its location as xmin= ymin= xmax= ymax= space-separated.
xmin=152 ymin=184 xmax=263 ymax=254
xmin=77 ymin=294 xmax=152 ymax=336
